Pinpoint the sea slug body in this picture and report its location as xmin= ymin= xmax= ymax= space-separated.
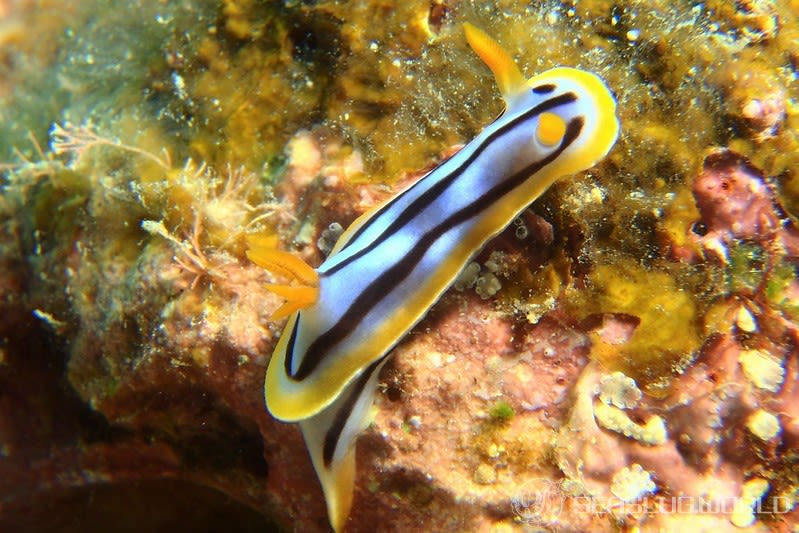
xmin=248 ymin=23 xmax=620 ymax=532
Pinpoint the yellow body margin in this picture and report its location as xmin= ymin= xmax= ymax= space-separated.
xmin=322 ymin=453 xmax=355 ymax=533
xmin=531 ymin=66 xmax=619 ymax=170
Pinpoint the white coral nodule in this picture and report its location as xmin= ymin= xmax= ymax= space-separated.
xmin=598 ymin=371 xmax=642 ymax=409
xmin=610 ymin=464 xmax=656 ymax=502
xmin=739 ymin=349 xmax=785 ymax=392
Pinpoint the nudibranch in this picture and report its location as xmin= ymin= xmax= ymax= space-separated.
xmin=248 ymin=23 xmax=619 ymax=532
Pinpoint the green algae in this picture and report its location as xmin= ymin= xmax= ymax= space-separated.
xmin=766 ymin=262 xmax=799 ymax=320
xmin=488 ymin=400 xmax=515 ymax=423
xmin=728 ymin=243 xmax=768 ymax=293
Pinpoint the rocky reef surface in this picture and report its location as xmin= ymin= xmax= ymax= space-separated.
xmin=1 ymin=0 xmax=798 ymax=531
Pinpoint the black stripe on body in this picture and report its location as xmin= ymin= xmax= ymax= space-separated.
xmin=532 ymin=84 xmax=556 ymax=94
xmin=322 ymin=356 xmax=386 ymax=467
xmin=322 ymin=93 xmax=578 ymax=277
xmin=290 ymin=117 xmax=584 ymax=380
xmin=283 ymin=315 xmax=301 ymax=376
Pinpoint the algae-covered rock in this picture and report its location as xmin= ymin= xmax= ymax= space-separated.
xmin=2 ymin=0 xmax=799 ymax=531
